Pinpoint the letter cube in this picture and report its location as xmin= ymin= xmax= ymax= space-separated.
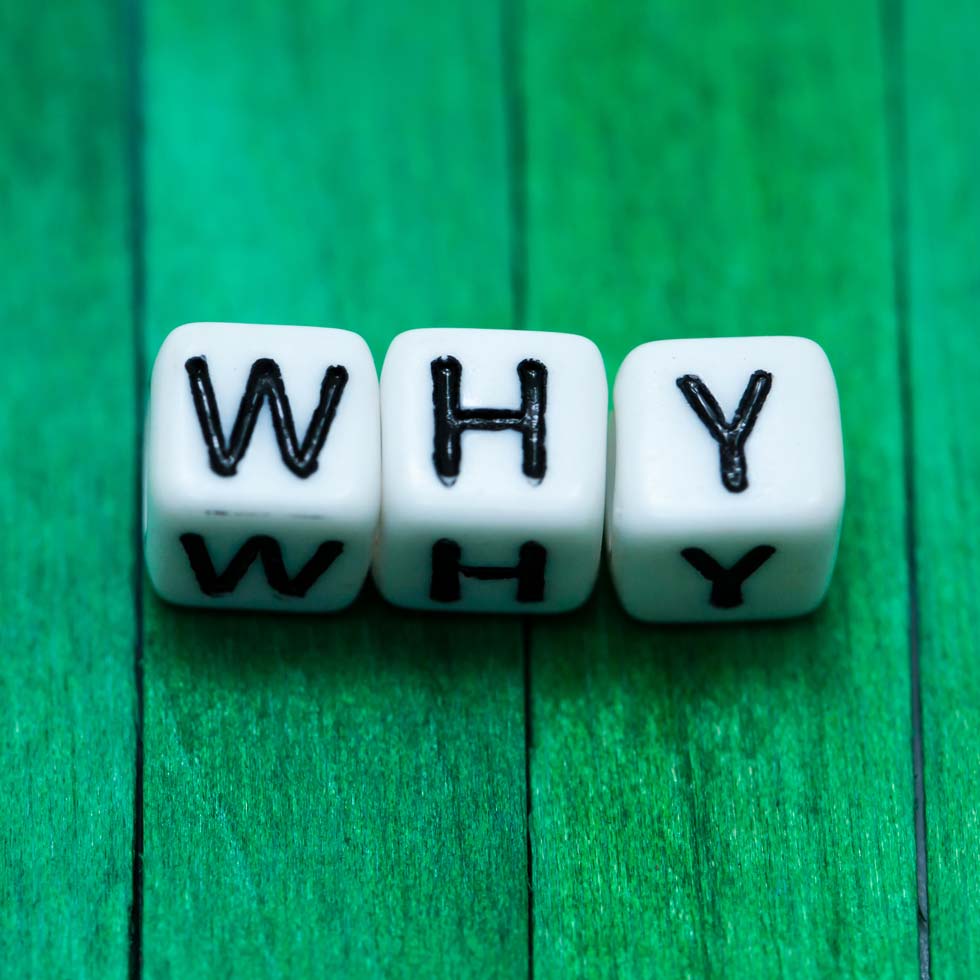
xmin=607 ymin=336 xmax=845 ymax=622
xmin=373 ymin=328 xmax=608 ymax=613
xmin=144 ymin=322 xmax=380 ymax=611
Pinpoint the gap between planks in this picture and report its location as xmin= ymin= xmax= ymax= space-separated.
xmin=880 ymin=0 xmax=931 ymax=975
xmin=125 ymin=0 xmax=146 ymax=974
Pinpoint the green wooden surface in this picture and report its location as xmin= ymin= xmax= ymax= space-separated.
xmin=0 ymin=1 xmax=136 ymax=976
xmin=905 ymin=0 xmax=980 ymax=974
xmin=524 ymin=1 xmax=917 ymax=975
xmin=2 ymin=0 xmax=978 ymax=975
xmin=141 ymin=1 xmax=526 ymax=977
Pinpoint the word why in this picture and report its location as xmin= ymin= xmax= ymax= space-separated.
xmin=178 ymin=354 xmax=775 ymax=611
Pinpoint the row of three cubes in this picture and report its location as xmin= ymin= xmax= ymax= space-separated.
xmin=145 ymin=322 xmax=845 ymax=622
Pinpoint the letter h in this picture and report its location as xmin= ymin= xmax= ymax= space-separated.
xmin=430 ymin=539 xmax=547 ymax=603
xmin=430 ymin=356 xmax=547 ymax=486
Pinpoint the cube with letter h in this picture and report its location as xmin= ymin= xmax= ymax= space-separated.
xmin=144 ymin=322 xmax=379 ymax=611
xmin=606 ymin=336 xmax=845 ymax=622
xmin=373 ymin=328 xmax=608 ymax=612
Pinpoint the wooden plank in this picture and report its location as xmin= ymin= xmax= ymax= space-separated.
xmin=0 ymin=1 xmax=135 ymax=975
xmin=141 ymin=1 xmax=528 ymax=975
xmin=523 ymin=1 xmax=919 ymax=975
xmin=905 ymin=0 xmax=980 ymax=973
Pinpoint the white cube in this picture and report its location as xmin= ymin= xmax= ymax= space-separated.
xmin=144 ymin=322 xmax=380 ymax=611
xmin=607 ymin=336 xmax=845 ymax=622
xmin=374 ymin=328 xmax=608 ymax=613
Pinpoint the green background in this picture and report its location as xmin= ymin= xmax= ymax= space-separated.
xmin=1 ymin=0 xmax=976 ymax=976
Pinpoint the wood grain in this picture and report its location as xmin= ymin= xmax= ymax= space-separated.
xmin=0 ymin=1 xmax=135 ymax=975
xmin=6 ymin=0 xmax=974 ymax=975
xmin=905 ymin=0 xmax=980 ymax=973
xmin=522 ymin=0 xmax=919 ymax=975
xmin=140 ymin=1 xmax=527 ymax=976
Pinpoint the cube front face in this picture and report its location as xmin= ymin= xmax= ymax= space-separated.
xmin=374 ymin=328 xmax=608 ymax=613
xmin=144 ymin=322 xmax=380 ymax=611
xmin=608 ymin=336 xmax=845 ymax=622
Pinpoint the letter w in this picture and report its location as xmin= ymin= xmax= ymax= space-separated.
xmin=180 ymin=534 xmax=344 ymax=598
xmin=185 ymin=356 xmax=349 ymax=478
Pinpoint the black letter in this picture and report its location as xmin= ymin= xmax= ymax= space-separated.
xmin=185 ymin=356 xmax=349 ymax=479
xmin=676 ymin=370 xmax=773 ymax=492
xmin=430 ymin=539 xmax=546 ymax=603
xmin=431 ymin=356 xmax=547 ymax=486
xmin=180 ymin=533 xmax=344 ymax=598
xmin=681 ymin=545 xmax=776 ymax=609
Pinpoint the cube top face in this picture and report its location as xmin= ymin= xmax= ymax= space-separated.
xmin=144 ymin=322 xmax=380 ymax=612
xmin=612 ymin=336 xmax=845 ymax=535
xmin=146 ymin=322 xmax=379 ymax=521
xmin=608 ymin=336 xmax=845 ymax=623
xmin=376 ymin=328 xmax=608 ymax=613
xmin=380 ymin=329 xmax=608 ymax=527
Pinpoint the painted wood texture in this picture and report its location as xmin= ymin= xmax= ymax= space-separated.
xmin=523 ymin=0 xmax=919 ymax=975
xmin=140 ymin=2 xmax=527 ymax=976
xmin=7 ymin=0 xmax=979 ymax=976
xmin=905 ymin=0 xmax=980 ymax=973
xmin=0 ymin=1 xmax=136 ymax=976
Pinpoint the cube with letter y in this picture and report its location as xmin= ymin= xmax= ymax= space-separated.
xmin=144 ymin=322 xmax=380 ymax=611
xmin=373 ymin=328 xmax=608 ymax=613
xmin=607 ymin=336 xmax=845 ymax=622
